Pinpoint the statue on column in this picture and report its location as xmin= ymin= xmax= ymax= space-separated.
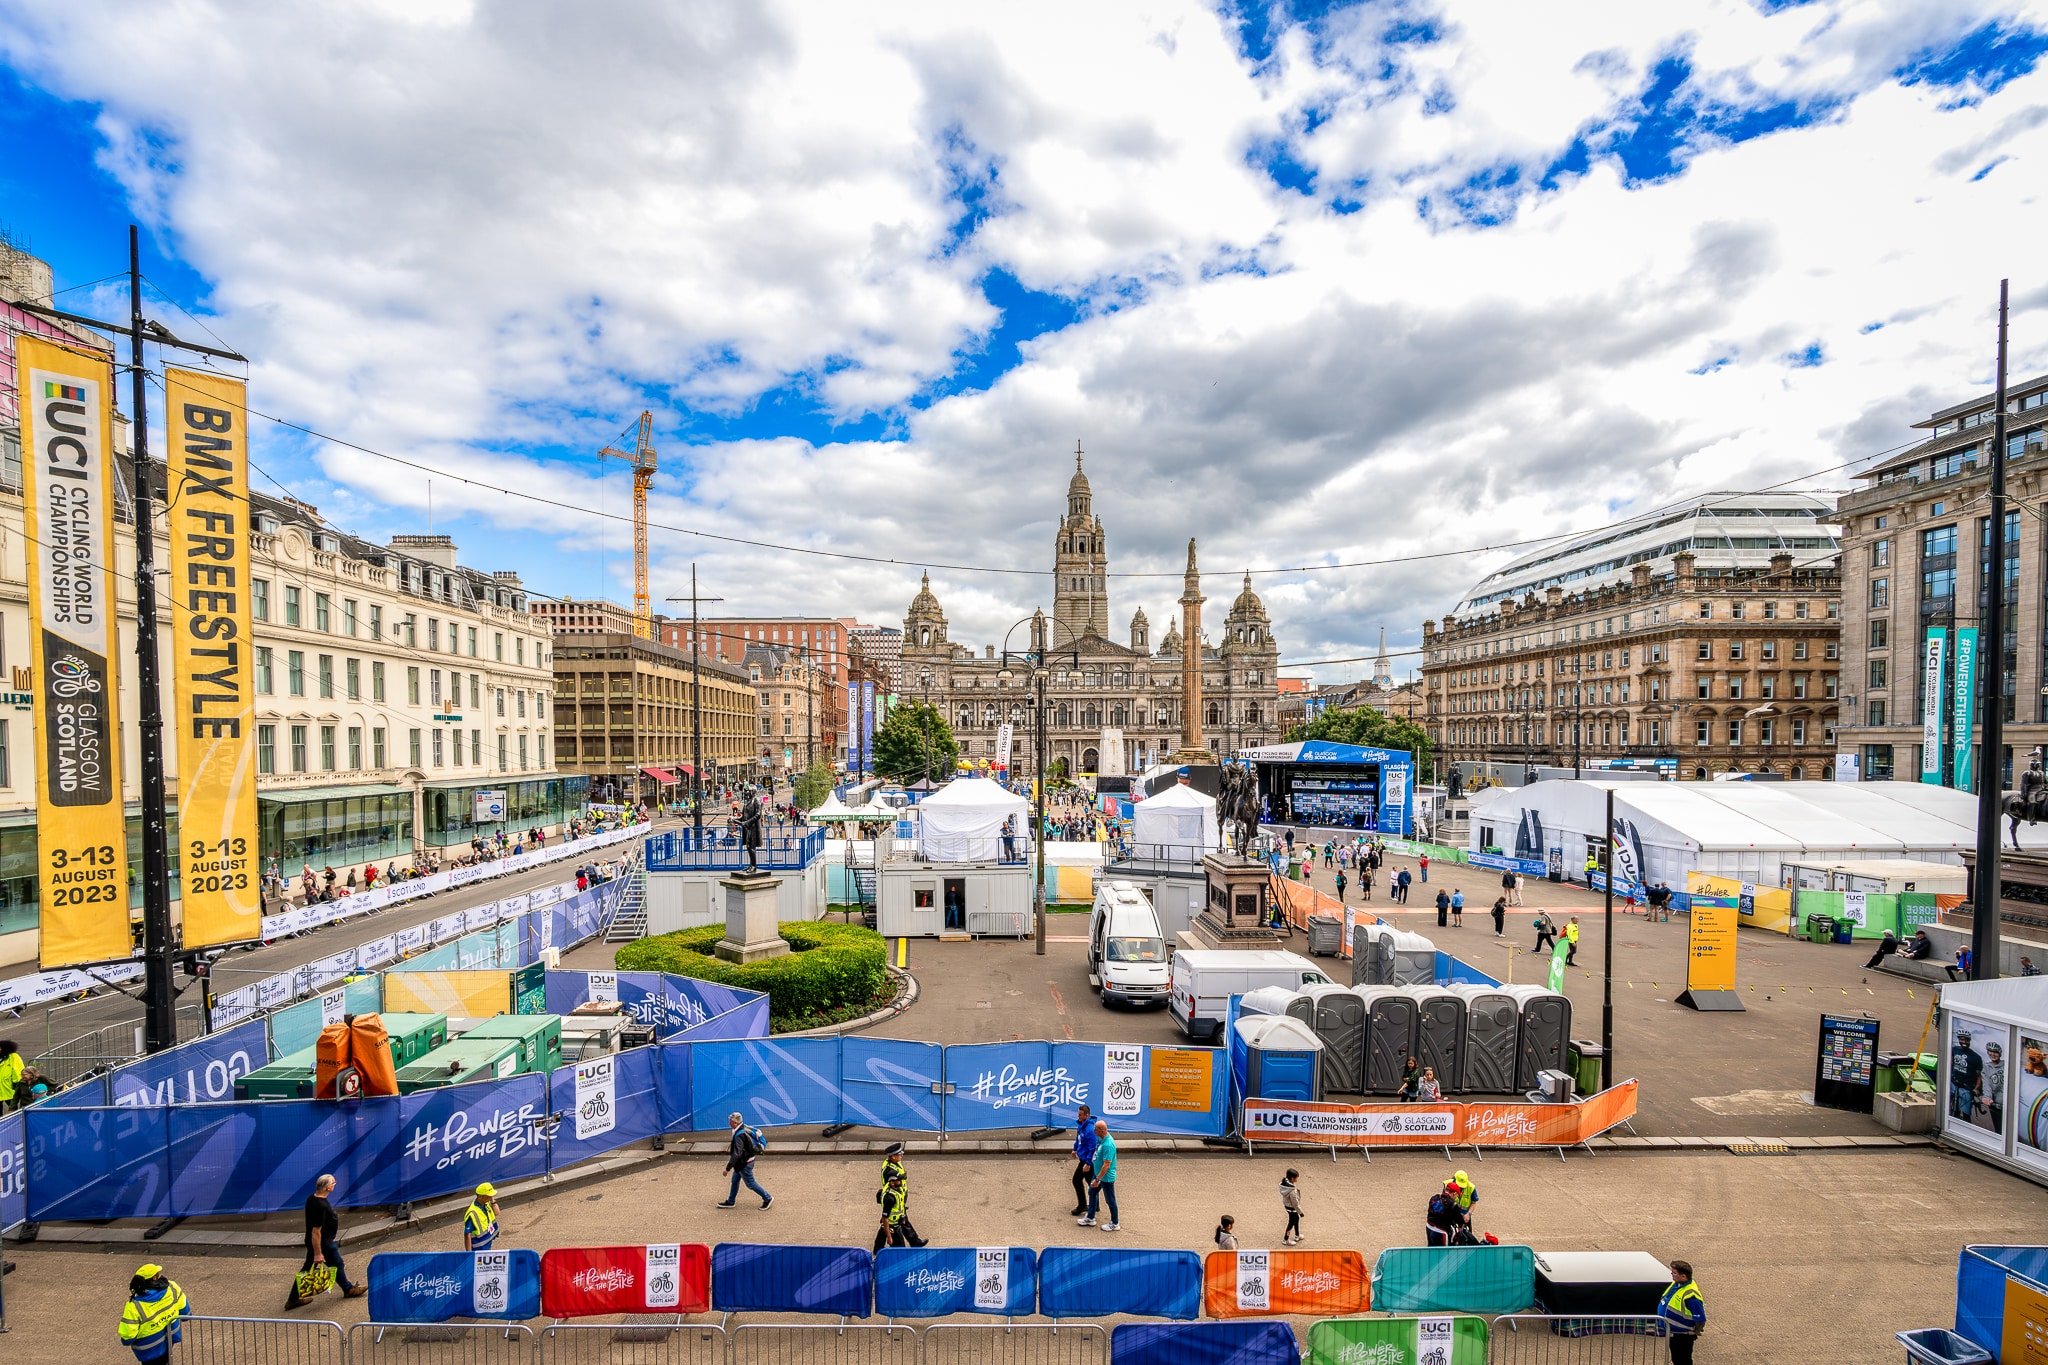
xmin=737 ymin=789 xmax=765 ymax=871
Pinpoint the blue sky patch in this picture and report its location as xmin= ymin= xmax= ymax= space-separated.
xmin=1895 ymin=18 xmax=2048 ymax=100
xmin=1783 ymin=342 xmax=1825 ymax=368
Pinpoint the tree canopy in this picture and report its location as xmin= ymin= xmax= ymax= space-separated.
xmin=792 ymin=759 xmax=837 ymax=811
xmin=1286 ymin=704 xmax=1432 ymax=778
xmin=871 ymin=699 xmax=961 ymax=784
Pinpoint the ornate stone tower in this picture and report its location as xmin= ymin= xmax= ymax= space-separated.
xmin=1053 ymin=443 xmax=1109 ymax=640
xmin=902 ymin=572 xmax=949 ymax=659
xmin=1129 ymin=607 xmax=1150 ymax=653
xmin=1373 ymin=626 xmax=1394 ymax=689
xmin=1177 ymin=538 xmax=1206 ymax=756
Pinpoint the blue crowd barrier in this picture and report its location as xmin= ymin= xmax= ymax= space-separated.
xmin=675 ymin=991 xmax=769 ymax=1042
xmin=25 ymin=1104 xmax=172 ymax=1220
xmin=1372 ymin=1245 xmax=1535 ymax=1314
xmin=399 ymin=1072 xmax=552 ymax=1203
xmin=1038 ymin=1248 xmax=1203 ymax=1321
xmin=692 ymin=1039 xmax=847 ymax=1129
xmin=1958 ymin=1245 xmax=2048 ymax=1350
xmin=0 ymin=1110 xmax=25 ymax=1231
xmin=1111 ymin=1321 xmax=1299 ymax=1365
xmin=367 ymin=1249 xmax=543 ymax=1322
xmin=874 ymin=1247 xmax=1037 ymax=1317
xmin=711 ymin=1243 xmax=872 ymax=1317
xmin=546 ymin=1045 xmax=662 ymax=1167
xmin=542 ymin=970 xmax=767 ymax=1041
xmin=841 ymin=1039 xmax=944 ymax=1131
xmin=168 ymin=1095 xmax=404 ymax=1216
xmin=945 ymin=1042 xmax=1078 ymax=1132
xmin=659 ymin=1041 xmax=694 ymax=1132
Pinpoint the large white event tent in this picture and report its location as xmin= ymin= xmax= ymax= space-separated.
xmin=1130 ymin=782 xmax=1219 ymax=856
xmin=1466 ymin=778 xmax=2048 ymax=890
xmin=916 ymin=778 xmax=1030 ymax=861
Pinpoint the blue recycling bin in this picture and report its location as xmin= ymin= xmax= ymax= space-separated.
xmin=1897 ymin=1328 xmax=1991 ymax=1364
xmin=1834 ymin=921 xmax=1855 ymax=945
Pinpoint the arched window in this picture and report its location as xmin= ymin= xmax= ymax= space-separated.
xmin=1056 ymin=704 xmax=1071 ymax=728
xmin=983 ymin=704 xmax=997 ymax=726
xmin=1244 ymin=704 xmax=1261 ymax=724
xmin=958 ymin=707 xmax=972 ymax=729
xmin=1083 ymin=704 xmax=1101 ymax=728
xmin=1206 ymin=703 xmax=1220 ymax=726
xmin=1112 ymin=704 xmax=1127 ymax=726
xmin=919 ymin=627 xmax=930 ymax=647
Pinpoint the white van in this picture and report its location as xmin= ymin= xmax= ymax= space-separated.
xmin=1169 ymin=950 xmax=1333 ymax=1041
xmin=1088 ymin=881 xmax=1170 ymax=1009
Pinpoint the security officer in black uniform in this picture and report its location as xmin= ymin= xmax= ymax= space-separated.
xmin=873 ymin=1142 xmax=927 ymax=1251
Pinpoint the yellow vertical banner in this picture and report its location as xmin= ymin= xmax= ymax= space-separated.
xmin=18 ymin=334 xmax=132 ymax=967
xmin=164 ymin=367 xmax=260 ymax=948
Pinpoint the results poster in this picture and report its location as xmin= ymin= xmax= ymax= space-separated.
xmin=18 ymin=335 xmax=131 ymax=967
xmin=1814 ymin=1013 xmax=1879 ymax=1114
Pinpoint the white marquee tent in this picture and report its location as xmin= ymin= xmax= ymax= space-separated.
xmin=1131 ymin=782 xmax=1219 ymax=854
xmin=916 ymin=778 xmax=1030 ymax=862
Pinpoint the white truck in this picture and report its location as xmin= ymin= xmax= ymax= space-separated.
xmin=1088 ymin=880 xmax=1170 ymax=1009
xmin=1168 ymin=949 xmax=1333 ymax=1041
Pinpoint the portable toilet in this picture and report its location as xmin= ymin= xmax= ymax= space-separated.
xmin=1231 ymin=1015 xmax=1324 ymax=1102
xmin=1300 ymin=983 xmax=1367 ymax=1095
xmin=1401 ymin=985 xmax=1469 ymax=1094
xmin=1447 ymin=984 xmax=1520 ymax=1094
xmin=1349 ymin=924 xmax=1392 ymax=986
xmin=1385 ymin=930 xmax=1438 ymax=986
xmin=1503 ymin=985 xmax=1572 ymax=1091
xmin=1238 ymin=985 xmax=1303 ymax=1019
xmin=1355 ymin=986 xmax=1419 ymax=1094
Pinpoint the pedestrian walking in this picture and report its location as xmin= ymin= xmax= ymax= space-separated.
xmin=1361 ymin=866 xmax=1374 ymax=900
xmin=1417 ymin=1067 xmax=1443 ymax=1101
xmin=1533 ymin=912 xmax=1557 ymax=953
xmin=873 ymin=1142 xmax=926 ymax=1249
xmin=1419 ymin=854 xmax=1430 ymax=883
xmin=1396 ymin=868 xmax=1411 ymax=904
xmin=464 ymin=1182 xmax=500 ymax=1250
xmin=1424 ymin=1179 xmax=1466 ymax=1246
xmin=0 ymin=1040 xmax=30 ymax=1113
xmin=1565 ymin=916 xmax=1581 ymax=966
xmin=1657 ymin=1261 xmax=1707 ymax=1364
xmin=287 ymin=1174 xmax=366 ymax=1309
xmin=118 ymin=1264 xmax=191 ymax=1362
xmin=1491 ymin=896 xmax=1507 ymax=937
xmin=1077 ymin=1119 xmax=1119 ymax=1231
xmin=1450 ymin=889 xmax=1464 ymax=926
xmin=1511 ymin=872 xmax=1524 ymax=906
xmin=1279 ymin=1169 xmax=1303 ymax=1245
xmin=1334 ymin=869 xmax=1347 ymax=902
xmin=877 ymin=1168 xmax=910 ymax=1250
xmin=1213 ymin=1214 xmax=1237 ymax=1250
xmin=1398 ymin=1055 xmax=1421 ymax=1102
xmin=1435 ymin=890 xmax=1450 ymax=928
xmin=718 ymin=1111 xmax=773 ymax=1209
xmin=1067 ymin=1104 xmax=1097 ymax=1215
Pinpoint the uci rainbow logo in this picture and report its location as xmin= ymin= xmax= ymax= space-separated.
xmin=43 ymin=381 xmax=86 ymax=401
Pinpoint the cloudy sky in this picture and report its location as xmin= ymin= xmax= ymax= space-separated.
xmin=3 ymin=1 xmax=2045 ymax=682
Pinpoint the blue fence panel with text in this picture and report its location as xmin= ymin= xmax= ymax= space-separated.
xmin=675 ymin=993 xmax=770 ymax=1043
xmin=99 ymin=1019 xmax=269 ymax=1109
xmin=167 ymin=1097 xmax=405 ymax=1216
xmin=1110 ymin=1322 xmax=1299 ymax=1365
xmin=1037 ymin=1248 xmax=1202 ymax=1320
xmin=690 ymin=1039 xmax=844 ymax=1130
xmin=25 ymin=1105 xmax=171 ymax=1221
xmin=711 ymin=1243 xmax=872 ymax=1317
xmin=658 ymin=1042 xmax=694 ymax=1132
xmin=397 ymin=1073 xmax=551 ymax=1203
xmin=1050 ymin=1043 xmax=1227 ymax=1138
xmin=0 ymin=1111 xmax=25 ymax=1232
xmin=873 ymin=1247 xmax=1037 ymax=1317
xmin=546 ymin=1046 xmax=661 ymax=1167
xmin=368 ymin=1249 xmax=543 ymax=1322
xmin=840 ymin=1039 xmax=944 ymax=1132
xmin=943 ymin=1043 xmax=1078 ymax=1131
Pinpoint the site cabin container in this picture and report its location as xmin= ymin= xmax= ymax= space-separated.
xmin=875 ymin=860 xmax=1033 ymax=938
xmin=1231 ymin=1014 xmax=1324 ymax=1102
xmin=1169 ymin=950 xmax=1333 ymax=1042
xmin=1088 ymin=880 xmax=1171 ymax=1009
xmin=1446 ymin=984 xmax=1519 ymax=1094
xmin=1355 ymin=986 xmax=1419 ymax=1094
xmin=233 ymin=1013 xmax=449 ymax=1100
xmin=1501 ymin=985 xmax=1573 ymax=1092
xmin=1400 ymin=985 xmax=1469 ymax=1096
xmin=457 ymin=1014 xmax=563 ymax=1074
xmin=395 ymin=1036 xmax=527 ymax=1093
xmin=1778 ymin=857 xmax=1967 ymax=895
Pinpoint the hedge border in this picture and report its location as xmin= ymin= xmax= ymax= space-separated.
xmin=615 ymin=920 xmax=886 ymax=1028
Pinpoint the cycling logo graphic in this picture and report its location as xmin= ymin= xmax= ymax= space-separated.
xmin=573 ymin=1057 xmax=617 ymax=1141
xmin=1108 ymin=1076 xmax=1138 ymax=1103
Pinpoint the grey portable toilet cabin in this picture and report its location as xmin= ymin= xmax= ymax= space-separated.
xmin=1447 ymin=983 xmax=1520 ymax=1094
xmin=1400 ymin=985 xmax=1469 ymax=1094
xmin=1300 ymin=982 xmax=1366 ymax=1095
xmin=1502 ymin=984 xmax=1572 ymax=1091
xmin=1349 ymin=922 xmax=1391 ymax=986
xmin=1385 ymin=929 xmax=1438 ymax=985
xmin=1354 ymin=986 xmax=1418 ymax=1094
xmin=1233 ymin=1014 xmax=1324 ymax=1103
xmin=1238 ymin=985 xmax=1303 ymax=1019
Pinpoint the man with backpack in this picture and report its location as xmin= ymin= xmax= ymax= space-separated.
xmin=719 ymin=1111 xmax=773 ymax=1210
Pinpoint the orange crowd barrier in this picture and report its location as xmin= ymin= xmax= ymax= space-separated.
xmin=1202 ymin=1248 xmax=1369 ymax=1318
xmin=1244 ymin=1081 xmax=1639 ymax=1148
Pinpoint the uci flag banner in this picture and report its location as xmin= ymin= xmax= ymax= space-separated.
xmin=19 ymin=335 xmax=131 ymax=968
xmin=164 ymin=367 xmax=260 ymax=948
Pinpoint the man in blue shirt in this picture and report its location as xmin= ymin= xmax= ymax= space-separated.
xmin=1067 ymin=1104 xmax=1096 ymax=1216
xmin=1657 ymin=1260 xmax=1706 ymax=1364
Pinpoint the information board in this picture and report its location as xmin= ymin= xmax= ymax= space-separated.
xmin=1814 ymin=1013 xmax=1880 ymax=1113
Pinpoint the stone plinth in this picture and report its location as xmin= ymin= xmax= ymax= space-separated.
xmin=714 ymin=870 xmax=790 ymax=964
xmin=1190 ymin=851 xmax=1286 ymax=949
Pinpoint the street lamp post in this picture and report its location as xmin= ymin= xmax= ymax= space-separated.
xmin=998 ymin=610 xmax=1081 ymax=956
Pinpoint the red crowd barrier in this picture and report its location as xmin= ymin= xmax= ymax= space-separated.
xmin=540 ymin=1244 xmax=712 ymax=1317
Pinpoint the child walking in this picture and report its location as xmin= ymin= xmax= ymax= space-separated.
xmin=1280 ymin=1169 xmax=1303 ymax=1245
xmin=1214 ymin=1214 xmax=1238 ymax=1250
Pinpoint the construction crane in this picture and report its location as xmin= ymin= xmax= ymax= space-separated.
xmin=599 ymin=411 xmax=657 ymax=638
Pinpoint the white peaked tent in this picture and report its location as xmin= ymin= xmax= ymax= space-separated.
xmin=1132 ymin=782 xmax=1220 ymax=853
xmin=808 ymin=792 xmax=866 ymax=823
xmin=917 ymin=778 xmax=1030 ymax=861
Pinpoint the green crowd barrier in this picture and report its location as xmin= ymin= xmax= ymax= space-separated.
xmin=1307 ymin=1315 xmax=1490 ymax=1365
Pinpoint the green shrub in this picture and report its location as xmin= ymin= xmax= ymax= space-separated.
xmin=616 ymin=920 xmax=887 ymax=1029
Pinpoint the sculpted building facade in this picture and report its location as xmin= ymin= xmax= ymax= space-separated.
xmin=901 ymin=454 xmax=1283 ymax=778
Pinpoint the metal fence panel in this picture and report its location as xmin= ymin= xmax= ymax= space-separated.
xmin=1487 ymin=1315 xmax=1670 ymax=1365
xmin=921 ymin=1323 xmax=1110 ymax=1365
xmin=728 ymin=1323 xmax=920 ymax=1365
xmin=178 ymin=1316 xmax=349 ymax=1365
xmin=349 ymin=1320 xmax=538 ymax=1365
xmin=538 ymin=1320 xmax=727 ymax=1365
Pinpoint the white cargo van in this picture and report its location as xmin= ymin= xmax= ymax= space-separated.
xmin=1169 ymin=950 xmax=1333 ymax=1041
xmin=1088 ymin=881 xmax=1170 ymax=1009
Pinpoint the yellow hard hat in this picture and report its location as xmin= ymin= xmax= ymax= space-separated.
xmin=1454 ymin=1170 xmax=1470 ymax=1184
xmin=136 ymin=1263 xmax=165 ymax=1279
xmin=476 ymin=1182 xmax=497 ymax=1198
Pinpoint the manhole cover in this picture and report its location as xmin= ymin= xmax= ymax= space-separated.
xmin=1728 ymin=1142 xmax=1792 ymax=1156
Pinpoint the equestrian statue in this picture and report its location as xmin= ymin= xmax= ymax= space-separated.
xmin=2004 ymin=747 xmax=2048 ymax=849
xmin=1218 ymin=762 xmax=1261 ymax=859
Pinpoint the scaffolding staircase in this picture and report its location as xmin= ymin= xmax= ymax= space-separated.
xmin=603 ymin=854 xmax=650 ymax=944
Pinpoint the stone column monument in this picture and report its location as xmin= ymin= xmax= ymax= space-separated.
xmin=1173 ymin=538 xmax=1208 ymax=764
